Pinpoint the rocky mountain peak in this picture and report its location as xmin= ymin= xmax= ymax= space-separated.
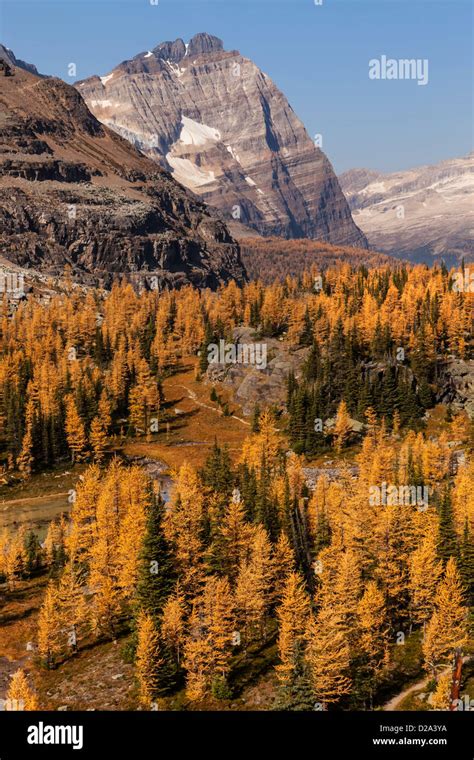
xmin=187 ymin=32 xmax=224 ymax=56
xmin=0 ymin=43 xmax=41 ymax=76
xmin=77 ymin=34 xmax=367 ymax=247
xmin=339 ymin=153 xmax=474 ymax=265
xmin=153 ymin=38 xmax=187 ymax=63
xmin=153 ymin=33 xmax=224 ymax=64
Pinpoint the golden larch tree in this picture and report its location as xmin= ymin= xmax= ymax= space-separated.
xmin=89 ymin=416 xmax=108 ymax=463
xmin=431 ymin=672 xmax=452 ymax=711
xmin=6 ymin=669 xmax=38 ymax=711
xmin=332 ymin=399 xmax=352 ymax=453
xmin=234 ymin=525 xmax=274 ymax=644
xmin=17 ymin=396 xmax=36 ymax=477
xmin=161 ymin=587 xmax=186 ymax=666
xmin=423 ymin=557 xmax=468 ymax=676
xmin=64 ymin=394 xmax=87 ymax=464
xmin=408 ymin=519 xmax=443 ymax=627
xmin=37 ymin=581 xmax=63 ymax=668
xmin=275 ymin=571 xmax=311 ymax=688
xmin=356 ymin=581 xmax=389 ymax=701
xmin=272 ymin=532 xmax=296 ymax=602
xmin=305 ymin=603 xmax=352 ymax=708
xmin=136 ymin=611 xmax=163 ymax=708
xmin=67 ymin=464 xmax=101 ymax=561
xmin=164 ymin=463 xmax=206 ymax=600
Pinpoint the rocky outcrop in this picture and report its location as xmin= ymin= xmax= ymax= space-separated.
xmin=1 ymin=159 xmax=92 ymax=182
xmin=339 ymin=154 xmax=474 ymax=266
xmin=205 ymin=328 xmax=310 ymax=415
xmin=0 ymin=44 xmax=41 ymax=76
xmin=436 ymin=358 xmax=474 ymax=418
xmin=76 ymin=33 xmax=367 ymax=247
xmin=205 ymin=331 xmax=474 ymax=421
xmin=0 ymin=62 xmax=246 ymax=288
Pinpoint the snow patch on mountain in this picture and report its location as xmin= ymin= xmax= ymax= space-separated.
xmin=166 ymin=154 xmax=216 ymax=187
xmin=226 ymin=145 xmax=241 ymax=163
xmin=179 ymin=116 xmax=221 ymax=146
xmin=100 ymin=73 xmax=114 ymax=86
xmin=90 ymin=99 xmax=119 ymax=109
xmin=101 ymin=121 xmax=161 ymax=149
xmin=165 ymin=60 xmax=186 ymax=78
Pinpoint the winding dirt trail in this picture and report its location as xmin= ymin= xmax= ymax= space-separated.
xmin=383 ymin=674 xmax=432 ymax=711
xmin=177 ymin=384 xmax=250 ymax=426
xmin=0 ymin=492 xmax=69 ymax=508
xmin=383 ymin=657 xmax=471 ymax=711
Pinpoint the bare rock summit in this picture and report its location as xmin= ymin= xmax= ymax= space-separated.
xmin=76 ymin=33 xmax=367 ymax=247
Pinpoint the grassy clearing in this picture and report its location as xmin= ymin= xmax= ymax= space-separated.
xmin=36 ymin=640 xmax=137 ymax=711
xmin=0 ymin=465 xmax=87 ymax=503
xmin=0 ymin=466 xmax=88 ymax=537
xmin=0 ymin=575 xmax=46 ymax=662
xmin=123 ymin=360 xmax=251 ymax=472
xmin=0 ymin=575 xmax=47 ymax=699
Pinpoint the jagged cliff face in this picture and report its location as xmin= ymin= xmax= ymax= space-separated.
xmin=0 ymin=63 xmax=245 ymax=289
xmin=0 ymin=43 xmax=41 ymax=75
xmin=76 ymin=33 xmax=367 ymax=247
xmin=339 ymin=154 xmax=474 ymax=265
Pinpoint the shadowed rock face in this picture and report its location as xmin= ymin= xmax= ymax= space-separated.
xmin=205 ymin=328 xmax=311 ymax=416
xmin=435 ymin=358 xmax=474 ymax=419
xmin=0 ymin=43 xmax=41 ymax=76
xmin=76 ymin=33 xmax=367 ymax=248
xmin=0 ymin=63 xmax=246 ymax=289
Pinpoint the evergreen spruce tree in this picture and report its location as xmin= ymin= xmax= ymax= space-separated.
xmin=237 ymin=463 xmax=257 ymax=522
xmin=251 ymin=404 xmax=261 ymax=433
xmin=312 ymin=505 xmax=332 ymax=557
xmin=303 ymin=340 xmax=321 ymax=382
xmin=459 ymin=519 xmax=474 ymax=605
xmin=136 ymin=493 xmax=176 ymax=620
xmin=199 ymin=442 xmax=234 ymax=502
xmin=299 ymin=309 xmax=313 ymax=346
xmin=24 ymin=531 xmax=42 ymax=575
xmin=198 ymin=321 xmax=214 ymax=373
xmin=438 ymin=487 xmax=459 ymax=563
xmin=255 ymin=457 xmax=279 ymax=540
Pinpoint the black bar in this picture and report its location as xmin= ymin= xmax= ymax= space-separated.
xmin=0 ymin=710 xmax=472 ymax=758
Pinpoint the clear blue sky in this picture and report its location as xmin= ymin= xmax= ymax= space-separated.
xmin=1 ymin=0 xmax=472 ymax=173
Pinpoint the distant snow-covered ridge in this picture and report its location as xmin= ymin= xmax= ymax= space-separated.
xmin=339 ymin=153 xmax=474 ymax=265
